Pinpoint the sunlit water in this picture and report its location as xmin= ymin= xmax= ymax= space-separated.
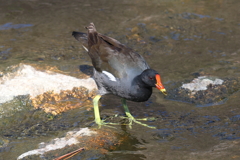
xmin=0 ymin=0 xmax=240 ymax=159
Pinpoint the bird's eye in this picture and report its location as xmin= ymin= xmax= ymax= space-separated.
xmin=149 ymin=77 xmax=153 ymax=80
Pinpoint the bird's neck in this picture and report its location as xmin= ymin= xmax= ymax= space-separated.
xmin=132 ymin=75 xmax=148 ymax=88
xmin=129 ymin=75 xmax=152 ymax=102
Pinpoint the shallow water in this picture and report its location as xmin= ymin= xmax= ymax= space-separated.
xmin=0 ymin=0 xmax=240 ymax=159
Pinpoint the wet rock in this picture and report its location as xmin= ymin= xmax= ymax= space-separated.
xmin=0 ymin=63 xmax=97 ymax=115
xmin=166 ymin=76 xmax=240 ymax=106
xmin=17 ymin=128 xmax=122 ymax=160
xmin=17 ymin=128 xmax=95 ymax=160
xmin=0 ymin=137 xmax=9 ymax=148
xmin=181 ymin=76 xmax=224 ymax=93
xmin=0 ymin=95 xmax=31 ymax=118
xmin=32 ymin=87 xmax=95 ymax=115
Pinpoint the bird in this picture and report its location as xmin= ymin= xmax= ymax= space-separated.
xmin=72 ymin=23 xmax=167 ymax=128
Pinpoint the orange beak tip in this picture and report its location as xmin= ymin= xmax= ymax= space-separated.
xmin=155 ymin=74 xmax=167 ymax=95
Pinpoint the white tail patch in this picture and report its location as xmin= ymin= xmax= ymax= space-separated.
xmin=82 ymin=45 xmax=88 ymax=52
xmin=102 ymin=71 xmax=117 ymax=82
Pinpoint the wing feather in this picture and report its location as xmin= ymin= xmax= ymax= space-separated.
xmin=73 ymin=23 xmax=150 ymax=81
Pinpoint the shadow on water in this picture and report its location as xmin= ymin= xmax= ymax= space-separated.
xmin=104 ymin=130 xmax=147 ymax=160
xmin=79 ymin=65 xmax=94 ymax=76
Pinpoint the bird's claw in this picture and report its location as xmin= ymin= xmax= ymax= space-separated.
xmin=119 ymin=114 xmax=156 ymax=129
xmin=95 ymin=118 xmax=123 ymax=129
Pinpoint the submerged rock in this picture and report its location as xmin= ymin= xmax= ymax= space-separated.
xmin=17 ymin=128 xmax=95 ymax=160
xmin=17 ymin=128 xmax=122 ymax=160
xmin=0 ymin=22 xmax=33 ymax=30
xmin=166 ymin=76 xmax=240 ymax=106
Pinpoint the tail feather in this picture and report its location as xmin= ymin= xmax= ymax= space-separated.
xmin=85 ymin=23 xmax=99 ymax=46
xmin=72 ymin=31 xmax=88 ymax=50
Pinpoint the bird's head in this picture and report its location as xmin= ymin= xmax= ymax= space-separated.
xmin=141 ymin=69 xmax=167 ymax=95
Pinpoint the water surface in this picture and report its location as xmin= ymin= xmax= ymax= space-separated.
xmin=0 ymin=0 xmax=240 ymax=159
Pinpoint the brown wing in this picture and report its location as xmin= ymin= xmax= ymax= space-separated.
xmin=73 ymin=23 xmax=150 ymax=80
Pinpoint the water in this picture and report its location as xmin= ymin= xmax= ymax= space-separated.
xmin=0 ymin=0 xmax=240 ymax=159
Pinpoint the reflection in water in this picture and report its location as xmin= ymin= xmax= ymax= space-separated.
xmin=105 ymin=130 xmax=147 ymax=160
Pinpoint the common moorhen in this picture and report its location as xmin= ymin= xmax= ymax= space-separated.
xmin=72 ymin=23 xmax=167 ymax=128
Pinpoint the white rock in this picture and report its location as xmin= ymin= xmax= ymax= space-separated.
xmin=0 ymin=64 xmax=97 ymax=104
xmin=17 ymin=128 xmax=96 ymax=160
xmin=181 ymin=76 xmax=224 ymax=92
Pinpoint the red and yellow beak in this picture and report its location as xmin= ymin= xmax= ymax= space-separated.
xmin=155 ymin=74 xmax=167 ymax=95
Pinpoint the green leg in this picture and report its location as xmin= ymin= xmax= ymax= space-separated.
xmin=93 ymin=95 xmax=118 ymax=128
xmin=93 ymin=95 xmax=102 ymax=126
xmin=122 ymin=98 xmax=156 ymax=129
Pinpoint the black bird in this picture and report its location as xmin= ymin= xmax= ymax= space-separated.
xmin=72 ymin=23 xmax=166 ymax=128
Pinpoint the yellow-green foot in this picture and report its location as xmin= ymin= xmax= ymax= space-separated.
xmin=119 ymin=113 xmax=156 ymax=129
xmin=92 ymin=95 xmax=156 ymax=129
xmin=95 ymin=119 xmax=118 ymax=128
xmin=93 ymin=95 xmax=121 ymax=128
xmin=121 ymin=98 xmax=156 ymax=129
